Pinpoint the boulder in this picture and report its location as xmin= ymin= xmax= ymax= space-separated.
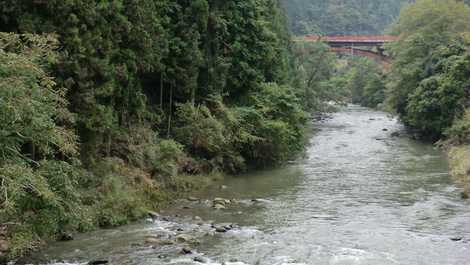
xmin=59 ymin=232 xmax=74 ymax=241
xmin=391 ymin=132 xmax=400 ymax=137
xmin=176 ymin=234 xmax=194 ymax=243
xmin=194 ymin=216 xmax=202 ymax=221
xmin=147 ymin=211 xmax=160 ymax=220
xmin=214 ymin=226 xmax=228 ymax=233
xmin=181 ymin=247 xmax=192 ymax=254
xmin=213 ymin=204 xmax=226 ymax=210
xmin=213 ymin=197 xmax=227 ymax=205
xmin=187 ymin=196 xmax=199 ymax=202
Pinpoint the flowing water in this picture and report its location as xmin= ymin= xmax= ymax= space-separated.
xmin=25 ymin=106 xmax=470 ymax=265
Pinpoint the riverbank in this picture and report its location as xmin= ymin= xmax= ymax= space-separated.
xmin=0 ymin=158 xmax=225 ymax=264
xmin=449 ymin=145 xmax=470 ymax=198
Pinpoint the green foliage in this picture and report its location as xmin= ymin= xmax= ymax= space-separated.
xmin=0 ymin=33 xmax=86 ymax=257
xmin=347 ymin=58 xmax=386 ymax=108
xmin=446 ymin=109 xmax=470 ymax=145
xmin=291 ymin=42 xmax=337 ymax=110
xmin=387 ymin=0 xmax=470 ymax=139
xmin=174 ymin=103 xmax=226 ymax=156
xmin=243 ymin=83 xmax=308 ymax=164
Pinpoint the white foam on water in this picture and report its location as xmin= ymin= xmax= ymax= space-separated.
xmin=329 ymin=247 xmax=374 ymax=265
xmin=167 ymin=256 xmax=249 ymax=265
xmin=32 ymin=263 xmax=84 ymax=265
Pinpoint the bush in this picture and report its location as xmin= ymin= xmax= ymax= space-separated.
xmin=402 ymin=50 xmax=470 ymax=139
xmin=446 ymin=109 xmax=470 ymax=145
xmin=174 ymin=103 xmax=226 ymax=157
xmin=242 ymin=83 xmax=307 ymax=165
xmin=119 ymin=125 xmax=185 ymax=177
xmin=0 ymin=33 xmax=84 ymax=258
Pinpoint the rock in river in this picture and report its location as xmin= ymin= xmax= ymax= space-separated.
xmin=147 ymin=211 xmax=160 ymax=220
xmin=461 ymin=192 xmax=469 ymax=199
xmin=181 ymin=247 xmax=192 ymax=254
xmin=176 ymin=234 xmax=195 ymax=243
xmin=187 ymin=196 xmax=199 ymax=202
xmin=59 ymin=232 xmax=74 ymax=241
xmin=88 ymin=261 xmax=108 ymax=265
xmin=145 ymin=237 xmax=175 ymax=246
xmin=214 ymin=225 xmax=229 ymax=233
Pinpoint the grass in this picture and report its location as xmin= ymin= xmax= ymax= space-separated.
xmin=448 ymin=145 xmax=470 ymax=195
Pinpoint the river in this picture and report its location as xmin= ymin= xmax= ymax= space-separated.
xmin=25 ymin=106 xmax=470 ymax=265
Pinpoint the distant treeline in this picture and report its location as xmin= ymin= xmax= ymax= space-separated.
xmin=282 ymin=0 xmax=410 ymax=36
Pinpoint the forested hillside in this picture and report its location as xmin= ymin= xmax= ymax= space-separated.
xmin=282 ymin=0 xmax=409 ymax=35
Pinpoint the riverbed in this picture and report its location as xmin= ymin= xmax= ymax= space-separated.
xmin=25 ymin=106 xmax=470 ymax=265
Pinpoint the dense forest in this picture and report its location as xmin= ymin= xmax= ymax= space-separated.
xmin=0 ymin=0 xmax=337 ymax=260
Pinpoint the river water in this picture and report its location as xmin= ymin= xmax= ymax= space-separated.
xmin=26 ymin=106 xmax=470 ymax=265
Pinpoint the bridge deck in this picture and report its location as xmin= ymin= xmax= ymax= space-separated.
xmin=299 ymin=35 xmax=399 ymax=46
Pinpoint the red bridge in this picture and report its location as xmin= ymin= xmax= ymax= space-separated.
xmin=295 ymin=35 xmax=399 ymax=63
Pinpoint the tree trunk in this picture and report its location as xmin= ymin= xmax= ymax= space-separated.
xmin=167 ymin=82 xmax=173 ymax=138
xmin=160 ymin=72 xmax=164 ymax=109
